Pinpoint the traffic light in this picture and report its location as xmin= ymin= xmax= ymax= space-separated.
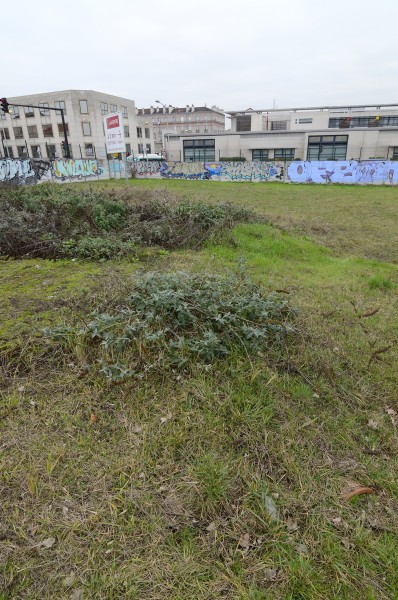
xmin=0 ymin=98 xmax=10 ymax=113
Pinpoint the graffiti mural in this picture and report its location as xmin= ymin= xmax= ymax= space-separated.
xmin=160 ymin=162 xmax=209 ymax=179
xmin=288 ymin=161 xmax=398 ymax=184
xmin=52 ymin=159 xmax=102 ymax=181
xmin=0 ymin=158 xmax=51 ymax=184
xmin=207 ymin=161 xmax=285 ymax=182
xmin=134 ymin=161 xmax=162 ymax=177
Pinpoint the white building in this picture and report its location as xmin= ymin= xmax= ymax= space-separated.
xmin=0 ymin=90 xmax=147 ymax=161
xmin=136 ymin=104 xmax=225 ymax=155
xmin=164 ymin=104 xmax=398 ymax=162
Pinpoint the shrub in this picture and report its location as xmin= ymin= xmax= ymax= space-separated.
xmin=45 ymin=269 xmax=295 ymax=379
xmin=0 ymin=185 xmax=254 ymax=259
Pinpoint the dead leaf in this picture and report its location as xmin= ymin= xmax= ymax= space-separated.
xmin=263 ymin=495 xmax=279 ymax=521
xmin=342 ymin=486 xmax=375 ymax=501
xmin=63 ymin=573 xmax=76 ymax=587
xmin=295 ymin=543 xmax=309 ymax=556
xmin=160 ymin=412 xmax=173 ymax=424
xmin=133 ymin=425 xmax=142 ymax=434
xmin=89 ymin=413 xmax=97 ymax=423
xmin=286 ymin=518 xmax=299 ymax=532
xmin=238 ymin=532 xmax=250 ymax=548
xmin=342 ymin=537 xmax=354 ymax=550
xmin=40 ymin=537 xmax=56 ymax=549
xmin=263 ymin=567 xmax=278 ymax=582
xmin=386 ymin=407 xmax=397 ymax=426
xmin=70 ymin=589 xmax=83 ymax=600
xmin=367 ymin=419 xmax=379 ymax=430
xmin=206 ymin=522 xmax=216 ymax=532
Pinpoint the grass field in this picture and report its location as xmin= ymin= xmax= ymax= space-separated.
xmin=1 ymin=181 xmax=397 ymax=599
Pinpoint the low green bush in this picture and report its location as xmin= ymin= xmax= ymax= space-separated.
xmin=45 ymin=269 xmax=295 ymax=379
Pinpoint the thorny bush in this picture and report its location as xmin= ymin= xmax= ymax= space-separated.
xmin=0 ymin=183 xmax=255 ymax=259
xmin=45 ymin=268 xmax=296 ymax=380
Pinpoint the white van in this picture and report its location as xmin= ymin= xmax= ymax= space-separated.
xmin=127 ymin=153 xmax=163 ymax=162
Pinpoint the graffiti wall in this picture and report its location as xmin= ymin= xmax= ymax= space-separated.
xmin=52 ymin=159 xmax=104 ymax=180
xmin=0 ymin=158 xmax=105 ymax=185
xmin=134 ymin=161 xmax=285 ymax=182
xmin=287 ymin=160 xmax=398 ymax=184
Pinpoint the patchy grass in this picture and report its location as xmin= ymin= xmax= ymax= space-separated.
xmin=0 ymin=181 xmax=397 ymax=599
xmin=99 ymin=179 xmax=398 ymax=264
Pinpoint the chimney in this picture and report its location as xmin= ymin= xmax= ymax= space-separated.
xmin=150 ymin=106 xmax=154 ymax=114
xmin=186 ymin=105 xmax=189 ymax=112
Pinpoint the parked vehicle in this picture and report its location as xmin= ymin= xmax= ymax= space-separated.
xmin=127 ymin=153 xmax=163 ymax=162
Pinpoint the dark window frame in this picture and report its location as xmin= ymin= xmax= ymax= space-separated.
xmin=183 ymin=138 xmax=215 ymax=162
xmin=307 ymin=135 xmax=348 ymax=161
xmin=274 ymin=148 xmax=295 ymax=160
xmin=252 ymin=149 xmax=269 ymax=161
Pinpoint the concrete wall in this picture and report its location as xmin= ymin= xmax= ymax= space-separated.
xmin=0 ymin=158 xmax=107 ymax=185
xmin=133 ymin=160 xmax=398 ymax=185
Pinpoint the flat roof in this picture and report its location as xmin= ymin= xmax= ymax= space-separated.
xmin=227 ymin=103 xmax=398 ymax=116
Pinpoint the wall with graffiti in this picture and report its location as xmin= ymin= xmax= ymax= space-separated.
xmin=132 ymin=159 xmax=398 ymax=184
xmin=134 ymin=161 xmax=285 ymax=182
xmin=0 ymin=158 xmax=106 ymax=185
xmin=287 ymin=160 xmax=398 ymax=185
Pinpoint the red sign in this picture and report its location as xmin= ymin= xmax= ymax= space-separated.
xmin=106 ymin=115 xmax=120 ymax=129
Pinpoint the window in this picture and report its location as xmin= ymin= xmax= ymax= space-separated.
xmin=236 ymin=115 xmax=251 ymax=132
xmin=4 ymin=147 xmax=13 ymax=158
xmin=125 ymin=143 xmax=131 ymax=155
xmin=13 ymin=126 xmax=24 ymax=139
xmin=274 ymin=148 xmax=295 ymax=160
xmin=271 ymin=121 xmax=287 ymax=131
xmin=138 ymin=143 xmax=144 ymax=154
xmin=307 ymin=135 xmax=348 ymax=161
xmin=11 ymin=106 xmax=20 ymax=119
xmin=145 ymin=127 xmax=150 ymax=138
xmin=82 ymin=122 xmax=91 ymax=136
xmin=252 ymin=149 xmax=269 ymax=161
xmin=39 ymin=103 xmax=50 ymax=116
xmin=298 ymin=118 xmax=313 ymax=124
xmin=0 ymin=111 xmax=5 ymax=120
xmin=1 ymin=128 xmax=10 ymax=140
xmin=43 ymin=124 xmax=53 ymax=137
xmin=122 ymin=106 xmax=128 ymax=118
xmin=79 ymin=100 xmax=88 ymax=114
xmin=100 ymin=102 xmax=108 ymax=115
xmin=392 ymin=147 xmax=398 ymax=159
xmin=85 ymin=143 xmax=94 ymax=156
xmin=46 ymin=144 xmax=56 ymax=158
xmin=124 ymin=125 xmax=130 ymax=138
xmin=380 ymin=116 xmax=398 ymax=127
xmin=146 ymin=144 xmax=151 ymax=154
xmin=17 ymin=145 xmax=28 ymax=158
xmin=24 ymin=106 xmax=35 ymax=118
xmin=31 ymin=145 xmax=42 ymax=158
xmin=183 ymin=139 xmax=215 ymax=161
xmin=55 ymin=101 xmax=66 ymax=115
xmin=57 ymin=123 xmax=70 ymax=136
xmin=110 ymin=103 xmax=117 ymax=113
xmin=28 ymin=125 xmax=38 ymax=138
xmin=137 ymin=127 xmax=142 ymax=137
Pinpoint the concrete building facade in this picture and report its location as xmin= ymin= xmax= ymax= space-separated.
xmin=136 ymin=104 xmax=225 ymax=155
xmin=0 ymin=90 xmax=148 ymax=161
xmin=164 ymin=104 xmax=398 ymax=162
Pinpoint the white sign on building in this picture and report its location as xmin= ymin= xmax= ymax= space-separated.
xmin=104 ymin=113 xmax=126 ymax=154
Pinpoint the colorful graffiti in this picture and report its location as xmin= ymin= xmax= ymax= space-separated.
xmin=52 ymin=159 xmax=103 ymax=180
xmin=288 ymin=160 xmax=398 ymax=184
xmin=160 ymin=162 xmax=209 ymax=179
xmin=207 ymin=161 xmax=284 ymax=182
xmin=0 ymin=158 xmax=52 ymax=184
xmin=133 ymin=161 xmax=162 ymax=177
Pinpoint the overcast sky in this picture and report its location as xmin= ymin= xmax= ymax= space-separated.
xmin=3 ymin=0 xmax=398 ymax=112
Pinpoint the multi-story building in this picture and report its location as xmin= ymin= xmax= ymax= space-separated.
xmin=136 ymin=104 xmax=225 ymax=155
xmin=164 ymin=103 xmax=398 ymax=162
xmin=0 ymin=90 xmax=146 ymax=161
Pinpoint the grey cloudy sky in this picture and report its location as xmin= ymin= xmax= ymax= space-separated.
xmin=3 ymin=0 xmax=398 ymax=111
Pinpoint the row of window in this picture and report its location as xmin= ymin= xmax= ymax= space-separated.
xmin=252 ymin=149 xmax=295 ymax=160
xmin=1 ymin=123 xmax=132 ymax=140
xmin=252 ymin=137 xmax=348 ymax=161
xmin=2 ymin=142 xmax=134 ymax=160
xmin=1 ymin=124 xmax=70 ymax=139
xmin=0 ymin=101 xmax=129 ymax=119
xmin=329 ymin=116 xmax=398 ymax=129
xmin=149 ymin=115 xmax=222 ymax=124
